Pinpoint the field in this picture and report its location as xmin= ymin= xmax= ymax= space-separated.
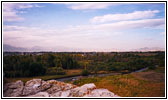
xmin=3 ymin=52 xmax=165 ymax=97
xmin=72 ymin=67 xmax=165 ymax=97
xmin=5 ymin=69 xmax=82 ymax=83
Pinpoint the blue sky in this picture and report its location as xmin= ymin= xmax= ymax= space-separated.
xmin=3 ymin=2 xmax=165 ymax=52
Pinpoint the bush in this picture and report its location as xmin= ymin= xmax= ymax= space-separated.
xmin=148 ymin=65 xmax=156 ymax=70
xmin=81 ymin=69 xmax=90 ymax=76
xmin=29 ymin=62 xmax=46 ymax=77
xmin=46 ymin=67 xmax=65 ymax=75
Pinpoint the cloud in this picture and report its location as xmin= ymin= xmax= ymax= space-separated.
xmin=79 ymin=18 xmax=164 ymax=32
xmin=3 ymin=18 xmax=164 ymax=37
xmin=90 ymin=10 xmax=159 ymax=23
xmin=52 ymin=3 xmax=126 ymax=10
xmin=160 ymin=32 xmax=165 ymax=35
xmin=3 ymin=18 xmax=164 ymax=47
xmin=34 ymin=4 xmax=45 ymax=8
xmin=67 ymin=3 xmax=113 ymax=10
xmin=3 ymin=11 xmax=24 ymax=22
xmin=3 ymin=3 xmax=44 ymax=22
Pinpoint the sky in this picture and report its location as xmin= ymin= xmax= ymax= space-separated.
xmin=3 ymin=2 xmax=166 ymax=52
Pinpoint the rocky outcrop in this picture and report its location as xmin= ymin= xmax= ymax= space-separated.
xmin=22 ymin=79 xmax=43 ymax=96
xmin=3 ymin=80 xmax=24 ymax=97
xmin=3 ymin=79 xmax=119 ymax=97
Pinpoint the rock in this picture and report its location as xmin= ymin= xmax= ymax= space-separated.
xmin=84 ymin=89 xmax=120 ymax=97
xmin=50 ymin=91 xmax=62 ymax=97
xmin=46 ymin=80 xmax=76 ymax=94
xmin=22 ymin=79 xmax=42 ymax=96
xmin=3 ymin=79 xmax=120 ymax=97
xmin=27 ymin=92 xmax=50 ymax=97
xmin=41 ymin=80 xmax=52 ymax=91
xmin=69 ymin=83 xmax=96 ymax=97
xmin=50 ymin=90 xmax=71 ymax=97
xmin=3 ymin=80 xmax=24 ymax=97
xmin=61 ymin=90 xmax=71 ymax=97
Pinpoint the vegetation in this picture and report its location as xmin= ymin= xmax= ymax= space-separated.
xmin=81 ymin=69 xmax=90 ymax=76
xmin=3 ymin=51 xmax=165 ymax=78
xmin=3 ymin=51 xmax=165 ymax=97
xmin=73 ymin=66 xmax=165 ymax=97
xmin=5 ymin=69 xmax=82 ymax=83
xmin=46 ymin=67 xmax=65 ymax=75
xmin=4 ymin=53 xmax=80 ymax=77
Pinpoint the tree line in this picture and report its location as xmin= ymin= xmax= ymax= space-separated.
xmin=3 ymin=53 xmax=80 ymax=77
xmin=3 ymin=51 xmax=165 ymax=77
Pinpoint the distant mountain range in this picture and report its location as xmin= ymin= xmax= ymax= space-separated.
xmin=134 ymin=47 xmax=165 ymax=52
xmin=3 ymin=44 xmax=165 ymax=52
xmin=3 ymin=44 xmax=28 ymax=52
xmin=3 ymin=44 xmax=46 ymax=52
xmin=3 ymin=44 xmax=82 ymax=52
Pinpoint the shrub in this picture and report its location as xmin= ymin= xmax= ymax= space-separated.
xmin=148 ymin=65 xmax=156 ymax=70
xmin=81 ymin=69 xmax=90 ymax=76
xmin=46 ymin=67 xmax=65 ymax=75
xmin=29 ymin=62 xmax=46 ymax=77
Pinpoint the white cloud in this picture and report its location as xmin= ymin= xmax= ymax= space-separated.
xmin=90 ymin=10 xmax=159 ymax=23
xmin=3 ymin=3 xmax=44 ymax=22
xmin=53 ymin=3 xmax=127 ymax=10
xmin=3 ymin=11 xmax=24 ymax=22
xmin=3 ymin=18 xmax=165 ymax=48
xmin=160 ymin=32 xmax=165 ymax=35
xmin=76 ymin=18 xmax=164 ymax=32
xmin=34 ymin=4 xmax=45 ymax=8
xmin=67 ymin=3 xmax=112 ymax=10
xmin=3 ymin=18 xmax=164 ymax=37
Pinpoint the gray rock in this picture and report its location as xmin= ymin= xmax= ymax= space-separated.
xmin=50 ymin=90 xmax=71 ymax=97
xmin=50 ymin=91 xmax=62 ymax=97
xmin=22 ymin=79 xmax=42 ymax=96
xmin=46 ymin=80 xmax=76 ymax=94
xmin=41 ymin=80 xmax=52 ymax=91
xmin=27 ymin=92 xmax=50 ymax=97
xmin=61 ymin=90 xmax=71 ymax=97
xmin=3 ymin=79 xmax=120 ymax=97
xmin=3 ymin=80 xmax=24 ymax=97
xmin=69 ymin=83 xmax=96 ymax=97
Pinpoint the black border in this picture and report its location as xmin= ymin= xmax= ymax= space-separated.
xmin=1 ymin=1 xmax=167 ymax=99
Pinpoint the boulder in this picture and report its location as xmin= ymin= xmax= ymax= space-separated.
xmin=46 ymin=80 xmax=76 ymax=94
xmin=27 ymin=92 xmax=50 ymax=97
xmin=3 ymin=79 xmax=120 ymax=97
xmin=41 ymin=80 xmax=52 ymax=91
xmin=22 ymin=79 xmax=42 ymax=96
xmin=69 ymin=83 xmax=96 ymax=97
xmin=50 ymin=90 xmax=71 ymax=97
xmin=3 ymin=80 xmax=24 ymax=97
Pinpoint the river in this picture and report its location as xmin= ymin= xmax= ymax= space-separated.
xmin=55 ymin=67 xmax=148 ymax=82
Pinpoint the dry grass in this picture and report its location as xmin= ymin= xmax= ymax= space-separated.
xmin=132 ymin=71 xmax=165 ymax=82
xmin=6 ymin=69 xmax=82 ymax=83
xmin=119 ymin=78 xmax=139 ymax=87
xmin=73 ymin=67 xmax=165 ymax=97
xmin=94 ymin=73 xmax=165 ymax=97
xmin=65 ymin=69 xmax=82 ymax=75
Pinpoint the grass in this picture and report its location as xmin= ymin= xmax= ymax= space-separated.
xmin=72 ymin=66 xmax=165 ymax=97
xmin=4 ymin=67 xmax=165 ymax=97
xmin=153 ymin=67 xmax=165 ymax=73
xmin=143 ymin=66 xmax=165 ymax=73
xmin=5 ymin=69 xmax=82 ymax=83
